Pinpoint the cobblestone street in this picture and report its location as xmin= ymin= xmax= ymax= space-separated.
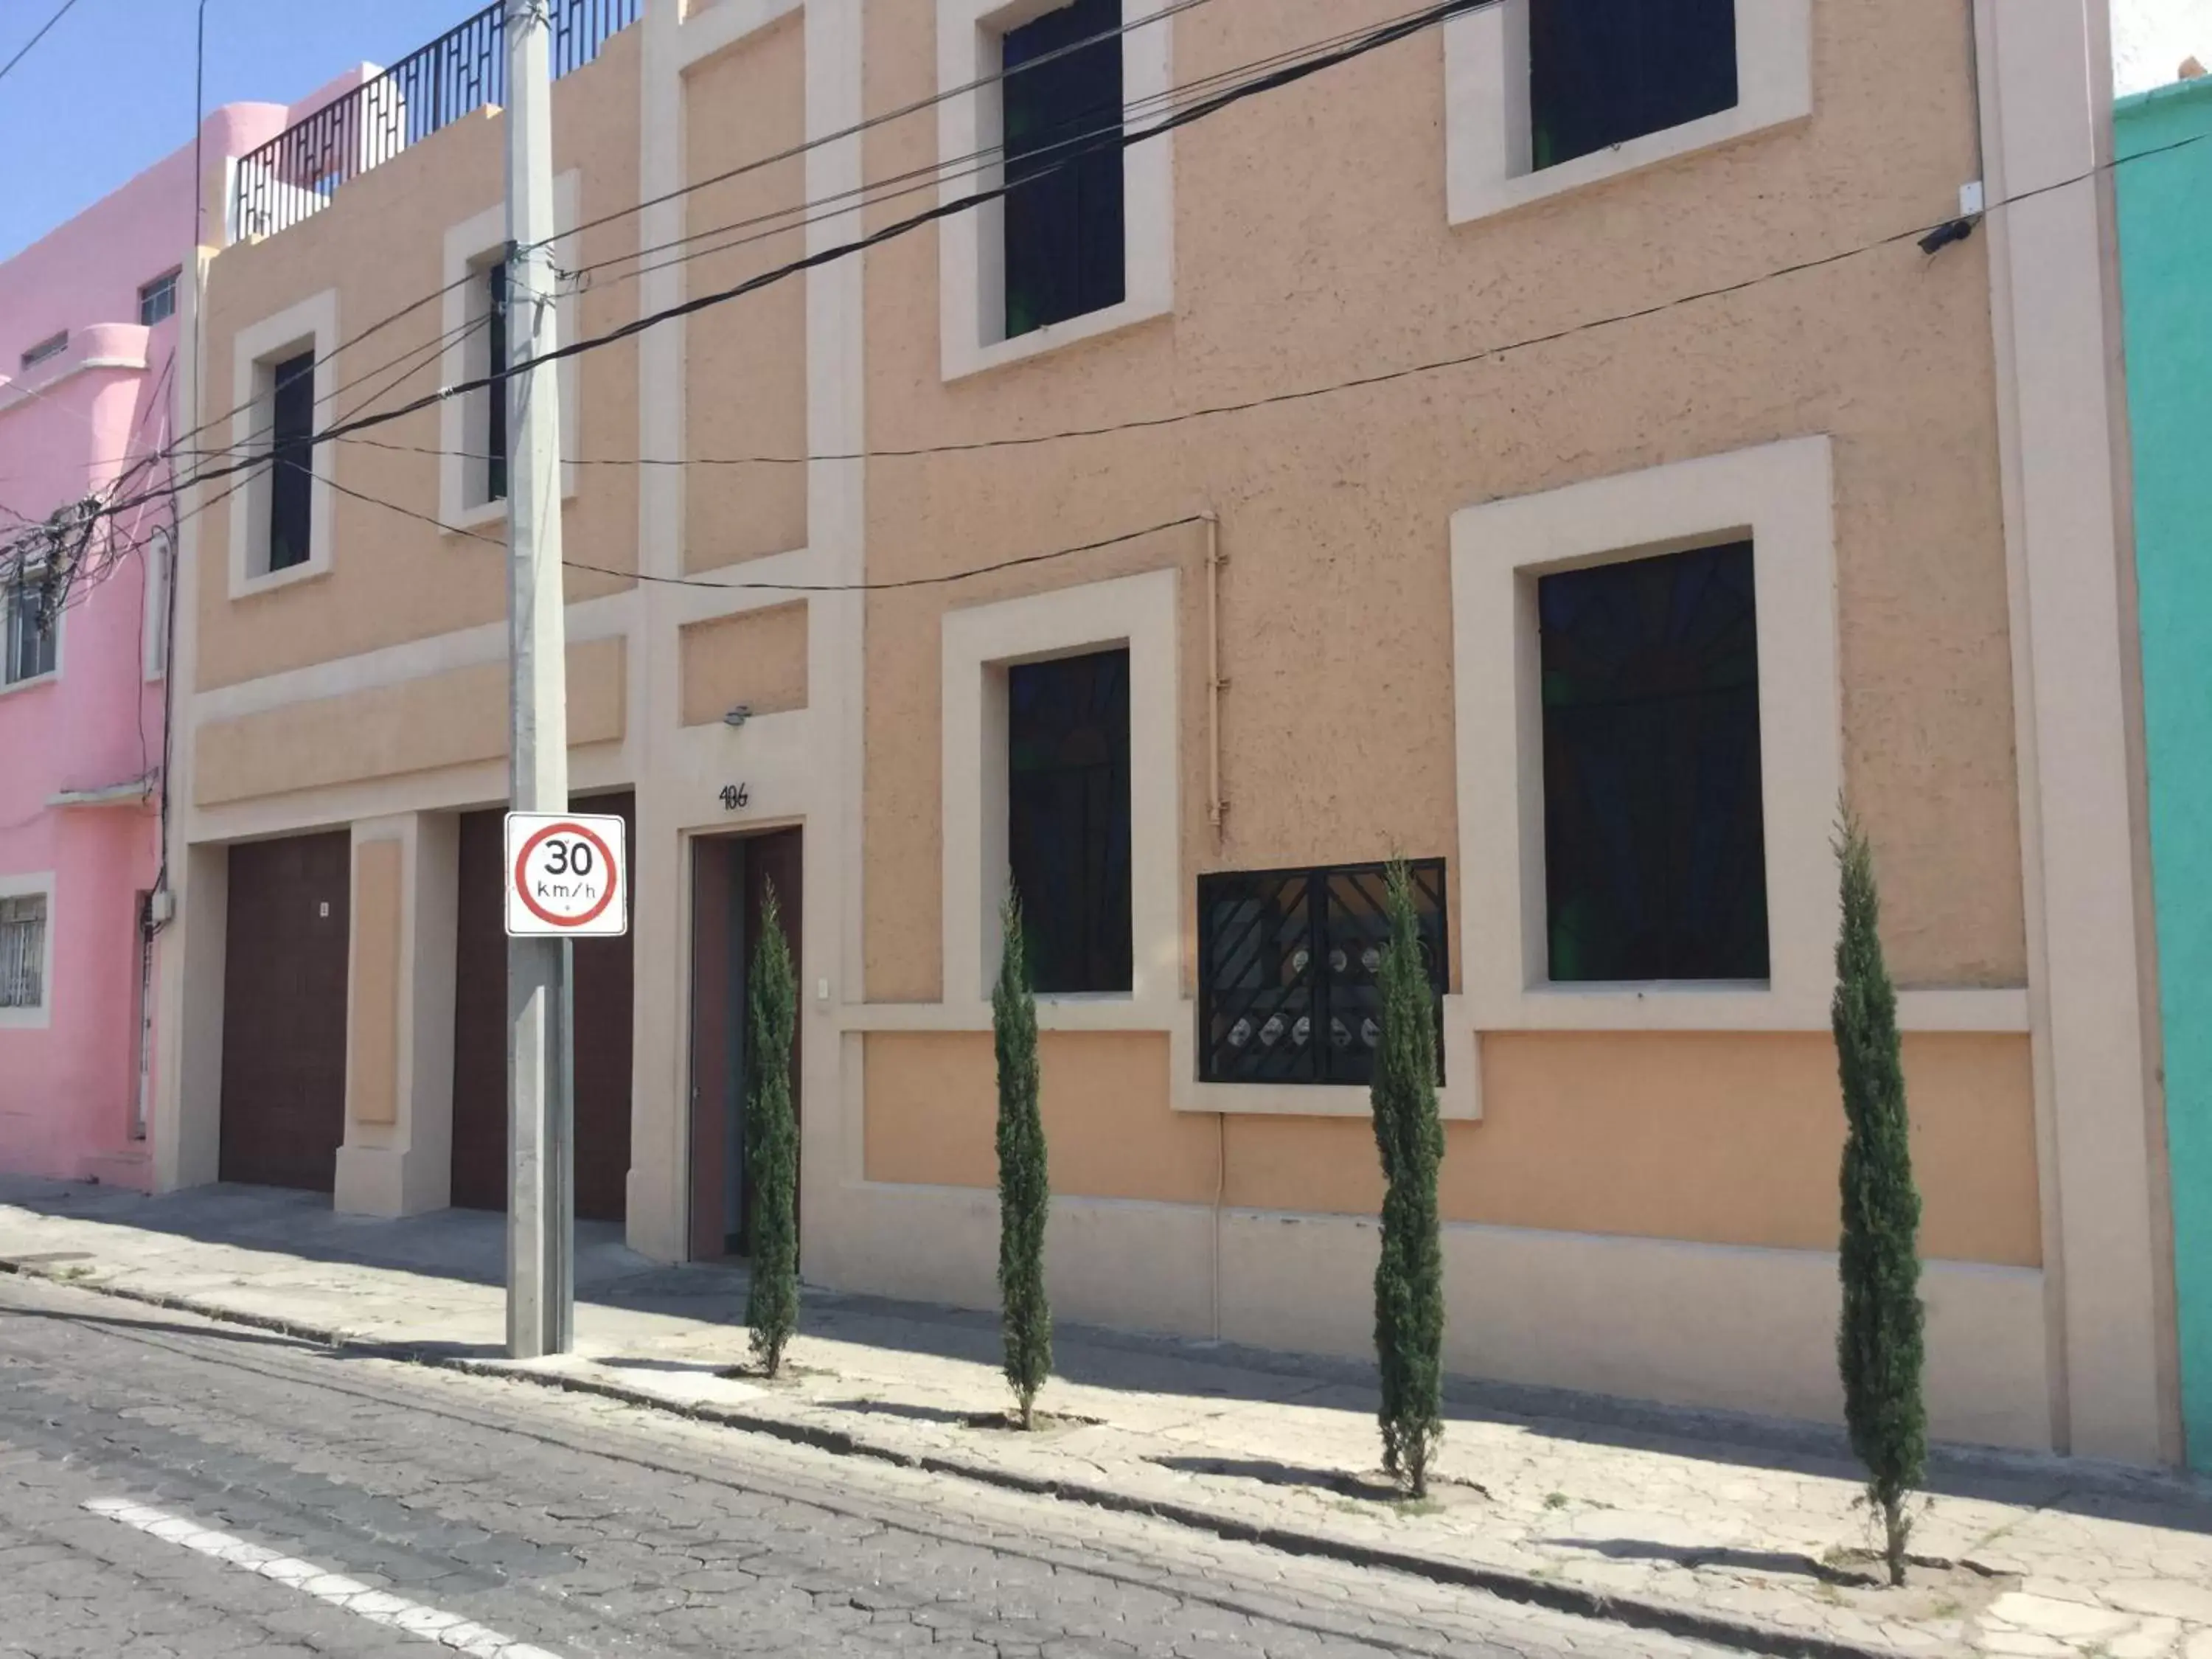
xmin=0 ymin=1273 xmax=1723 ymax=1659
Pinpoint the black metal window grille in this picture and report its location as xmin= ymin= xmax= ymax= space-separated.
xmin=232 ymin=0 xmax=639 ymax=243
xmin=1528 ymin=0 xmax=1738 ymax=172
xmin=1199 ymin=860 xmax=1448 ymax=1087
xmin=1538 ymin=540 xmax=1768 ymax=981
xmin=1002 ymin=0 xmax=1127 ymax=339
xmin=267 ymin=351 xmax=316 ymax=574
xmin=485 ymin=262 xmax=509 ymax=504
xmin=1008 ymin=647 xmax=1133 ymax=994
xmin=138 ymin=271 xmax=180 ymax=327
xmin=19 ymin=331 xmax=66 ymax=371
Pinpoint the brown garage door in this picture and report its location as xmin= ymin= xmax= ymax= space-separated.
xmin=451 ymin=793 xmax=634 ymax=1221
xmin=220 ymin=832 xmax=351 ymax=1192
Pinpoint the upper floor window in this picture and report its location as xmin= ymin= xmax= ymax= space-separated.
xmin=1529 ymin=0 xmax=1738 ymax=170
xmin=1008 ymin=647 xmax=1131 ymax=992
xmin=0 ymin=894 xmax=46 ymax=1012
xmin=1537 ymin=540 xmax=1768 ymax=981
xmin=483 ymin=261 xmax=509 ymax=505
xmin=139 ymin=271 xmax=181 ymax=327
xmin=1002 ymin=0 xmax=1127 ymax=339
xmin=19 ymin=332 xmax=66 ymax=371
xmin=3 ymin=574 xmax=58 ymax=686
xmin=267 ymin=349 xmax=316 ymax=574
xmin=1200 ymin=861 xmax=1448 ymax=1087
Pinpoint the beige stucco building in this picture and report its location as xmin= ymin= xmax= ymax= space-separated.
xmin=155 ymin=0 xmax=2180 ymax=1464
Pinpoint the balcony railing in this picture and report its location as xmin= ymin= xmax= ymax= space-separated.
xmin=232 ymin=0 xmax=639 ymax=243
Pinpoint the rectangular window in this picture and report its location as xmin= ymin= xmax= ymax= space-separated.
xmin=3 ymin=576 xmax=58 ymax=685
xmin=139 ymin=271 xmax=180 ymax=327
xmin=1007 ymin=647 xmax=1131 ymax=992
xmin=1529 ymin=0 xmax=1739 ymax=171
xmin=484 ymin=262 xmax=509 ymax=504
xmin=1200 ymin=861 xmax=1449 ymax=1086
xmin=0 ymin=894 xmax=46 ymax=1010
xmin=1537 ymin=540 xmax=1768 ymax=981
xmin=19 ymin=331 xmax=66 ymax=370
xmin=266 ymin=349 xmax=316 ymax=573
xmin=1002 ymin=0 xmax=1127 ymax=339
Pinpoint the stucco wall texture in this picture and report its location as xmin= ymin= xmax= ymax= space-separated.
xmin=2117 ymin=72 xmax=2212 ymax=1470
xmin=195 ymin=29 xmax=644 ymax=692
xmin=849 ymin=0 xmax=2031 ymax=1241
xmin=0 ymin=100 xmax=288 ymax=1188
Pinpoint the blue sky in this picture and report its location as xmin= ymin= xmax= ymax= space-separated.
xmin=0 ymin=0 xmax=487 ymax=260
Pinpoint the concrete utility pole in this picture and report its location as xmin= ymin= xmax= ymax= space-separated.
xmin=504 ymin=0 xmax=574 ymax=1360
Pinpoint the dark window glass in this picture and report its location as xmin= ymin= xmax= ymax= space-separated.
xmin=1007 ymin=647 xmax=1131 ymax=993
xmin=486 ymin=262 xmax=509 ymax=504
xmin=1529 ymin=0 xmax=1738 ymax=171
xmin=139 ymin=271 xmax=179 ymax=327
xmin=4 ymin=577 xmax=58 ymax=684
xmin=1198 ymin=861 xmax=1448 ymax=1087
xmin=1002 ymin=0 xmax=1127 ymax=338
xmin=268 ymin=350 xmax=316 ymax=573
xmin=1538 ymin=541 xmax=1767 ymax=982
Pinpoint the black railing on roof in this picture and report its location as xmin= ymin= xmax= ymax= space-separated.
xmin=232 ymin=0 xmax=639 ymax=243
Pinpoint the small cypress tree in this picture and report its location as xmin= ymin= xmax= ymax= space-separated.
xmin=1371 ymin=858 xmax=1445 ymax=1497
xmin=1832 ymin=815 xmax=1926 ymax=1586
xmin=994 ymin=889 xmax=1052 ymax=1429
xmin=745 ymin=882 xmax=800 ymax=1379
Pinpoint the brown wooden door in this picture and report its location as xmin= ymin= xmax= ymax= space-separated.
xmin=451 ymin=794 xmax=635 ymax=1221
xmin=688 ymin=827 xmax=801 ymax=1260
xmin=220 ymin=832 xmax=351 ymax=1192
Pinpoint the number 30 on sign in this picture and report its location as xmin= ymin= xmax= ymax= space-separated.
xmin=505 ymin=812 xmax=630 ymax=938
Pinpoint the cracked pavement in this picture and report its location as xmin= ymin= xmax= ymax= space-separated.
xmin=0 ymin=1274 xmax=1722 ymax=1659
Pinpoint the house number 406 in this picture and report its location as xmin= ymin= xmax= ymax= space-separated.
xmin=719 ymin=783 xmax=751 ymax=811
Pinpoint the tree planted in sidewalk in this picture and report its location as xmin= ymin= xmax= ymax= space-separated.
xmin=1833 ymin=814 xmax=1926 ymax=1586
xmin=1371 ymin=858 xmax=1445 ymax=1497
xmin=745 ymin=881 xmax=800 ymax=1380
xmin=995 ymin=888 xmax=1052 ymax=1430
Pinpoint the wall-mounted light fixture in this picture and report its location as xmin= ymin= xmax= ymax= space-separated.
xmin=723 ymin=704 xmax=752 ymax=728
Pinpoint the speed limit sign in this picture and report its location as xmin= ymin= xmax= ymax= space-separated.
xmin=505 ymin=812 xmax=629 ymax=938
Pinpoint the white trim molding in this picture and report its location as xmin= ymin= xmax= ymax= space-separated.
xmin=941 ymin=565 xmax=1179 ymax=1008
xmin=437 ymin=173 xmax=583 ymax=532
xmin=1443 ymin=0 xmax=1812 ymax=226
xmin=0 ymin=869 xmax=58 ymax=1031
xmin=1452 ymin=435 xmax=1841 ymax=1032
xmin=936 ymin=0 xmax=1175 ymax=380
xmin=911 ymin=563 xmax=1481 ymax=1120
xmin=226 ymin=288 xmax=340 ymax=597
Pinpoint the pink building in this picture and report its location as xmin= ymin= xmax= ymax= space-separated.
xmin=0 ymin=102 xmax=288 ymax=1187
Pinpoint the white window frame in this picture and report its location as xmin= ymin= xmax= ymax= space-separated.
xmin=438 ymin=175 xmax=582 ymax=532
xmin=936 ymin=0 xmax=1175 ymax=381
xmin=942 ymin=567 xmax=1178 ymax=1009
xmin=143 ymin=526 xmax=172 ymax=681
xmin=1 ymin=566 xmax=61 ymax=693
xmin=0 ymin=872 xmax=56 ymax=1029
xmin=227 ymin=288 xmax=339 ymax=597
xmin=139 ymin=270 xmax=181 ymax=328
xmin=1450 ymin=435 xmax=1841 ymax=1031
xmin=1443 ymin=0 xmax=1812 ymax=226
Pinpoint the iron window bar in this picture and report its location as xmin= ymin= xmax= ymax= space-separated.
xmin=231 ymin=0 xmax=639 ymax=244
xmin=1197 ymin=859 xmax=1448 ymax=1087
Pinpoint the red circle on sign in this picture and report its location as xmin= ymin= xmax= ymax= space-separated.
xmin=513 ymin=821 xmax=619 ymax=928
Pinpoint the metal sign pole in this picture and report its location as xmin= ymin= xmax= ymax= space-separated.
xmin=504 ymin=0 xmax=573 ymax=1361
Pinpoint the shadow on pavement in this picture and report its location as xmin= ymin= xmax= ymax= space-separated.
xmin=7 ymin=1172 xmax=2212 ymax=1534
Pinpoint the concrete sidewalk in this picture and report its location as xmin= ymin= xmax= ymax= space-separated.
xmin=4 ymin=1178 xmax=2209 ymax=1659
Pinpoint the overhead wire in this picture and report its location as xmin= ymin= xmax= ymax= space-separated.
xmin=111 ymin=0 xmax=1211 ymax=478
xmin=0 ymin=0 xmax=86 ymax=87
xmin=123 ymin=0 xmax=1497 ymax=524
xmin=317 ymin=461 xmax=1206 ymax=594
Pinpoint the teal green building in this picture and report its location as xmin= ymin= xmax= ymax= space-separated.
xmin=2117 ymin=72 xmax=2212 ymax=1470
